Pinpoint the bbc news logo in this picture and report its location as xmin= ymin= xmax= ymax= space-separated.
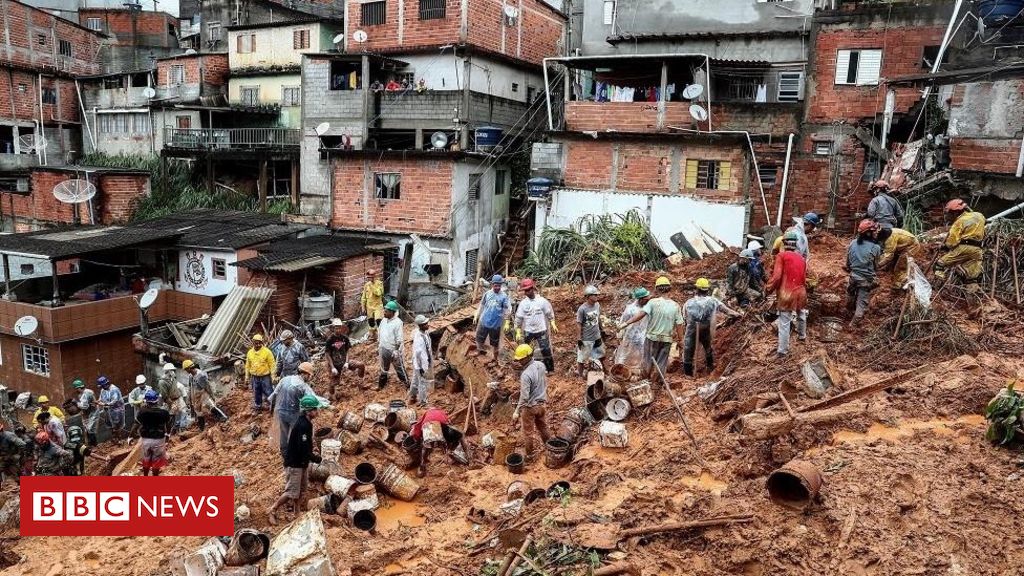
xmin=21 ymin=476 xmax=234 ymax=536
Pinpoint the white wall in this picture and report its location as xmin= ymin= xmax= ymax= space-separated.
xmin=229 ymin=22 xmax=331 ymax=69
xmin=449 ymin=159 xmax=510 ymax=284
xmin=175 ymin=249 xmax=238 ymax=297
xmin=398 ymin=54 xmax=543 ymax=103
xmin=535 ymin=189 xmax=748 ymax=253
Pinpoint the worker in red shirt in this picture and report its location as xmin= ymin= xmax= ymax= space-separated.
xmin=409 ymin=408 xmax=469 ymax=478
xmin=765 ymin=231 xmax=808 ymax=357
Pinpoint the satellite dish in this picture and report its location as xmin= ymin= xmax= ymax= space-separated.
xmin=142 ymin=86 xmax=156 ymax=98
xmin=682 ymin=84 xmax=704 ymax=100
xmin=332 ymin=33 xmax=344 ymax=45
xmin=430 ymin=131 xmax=449 ymax=149
xmin=52 ymin=179 xmax=97 ymax=204
xmin=689 ymin=104 xmax=709 ymax=122
xmin=185 ymin=48 xmax=197 ymax=55
xmin=315 ymin=122 xmax=331 ymax=136
xmin=18 ymin=133 xmax=46 ymax=153
xmin=353 ymin=30 xmax=367 ymax=43
xmin=138 ymin=288 xmax=159 ymax=310
xmin=504 ymin=5 xmax=518 ymax=18
xmin=14 ymin=315 xmax=39 ymax=337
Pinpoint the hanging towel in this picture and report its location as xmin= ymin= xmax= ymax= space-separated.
xmin=755 ymin=84 xmax=767 ymax=103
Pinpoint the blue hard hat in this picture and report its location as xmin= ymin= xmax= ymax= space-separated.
xmin=97 ymin=376 xmax=110 ymax=387
xmin=491 ymin=274 xmax=504 ymax=284
xmin=144 ymin=390 xmax=159 ymax=403
xmin=803 ymin=212 xmax=821 ymax=226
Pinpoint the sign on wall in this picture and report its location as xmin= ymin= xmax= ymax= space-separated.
xmin=182 ymin=250 xmax=208 ymax=290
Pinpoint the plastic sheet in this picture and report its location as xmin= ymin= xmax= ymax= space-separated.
xmin=905 ymin=259 xmax=932 ymax=310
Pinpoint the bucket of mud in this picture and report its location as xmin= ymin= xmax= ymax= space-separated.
xmin=558 ymin=416 xmax=583 ymax=442
xmin=586 ymin=399 xmax=606 ymax=422
xmin=325 ymin=475 xmax=357 ymax=497
xmin=315 ymin=426 xmax=333 ymax=441
xmin=585 ymin=371 xmax=606 ymax=401
xmin=524 ymin=488 xmax=548 ymax=505
xmin=543 ymin=438 xmax=572 ymax=469
xmin=401 ymin=435 xmax=422 ymax=470
xmin=598 ymin=421 xmax=629 ymax=448
xmin=369 ymin=422 xmax=392 ymax=443
xmin=308 ymin=460 xmax=341 ymax=483
xmin=306 ymin=493 xmax=342 ymax=516
xmin=385 ymin=408 xmax=417 ymax=432
xmin=766 ymin=460 xmax=823 ymax=510
xmin=492 ymin=432 xmax=515 ymax=465
xmin=339 ymin=411 xmax=364 ymax=433
xmin=505 ymin=453 xmax=525 ymax=474
xmin=547 ymin=481 xmax=571 ymax=498
xmin=506 ymin=480 xmax=530 ymax=500
xmin=610 ymin=363 xmax=632 ymax=381
xmin=224 ymin=529 xmax=271 ymax=566
xmin=364 ymin=403 xmax=388 ymax=423
xmin=626 ymin=381 xmax=654 ymax=407
xmin=572 ymin=406 xmax=596 ymax=427
xmin=352 ymin=509 xmax=377 ymax=532
xmin=393 ymin=431 xmax=409 ymax=445
xmin=820 ymin=317 xmax=842 ymax=343
xmin=605 ymin=397 xmax=632 ymax=422
xmin=320 ymin=438 xmax=343 ymax=462
xmin=347 ymin=484 xmax=380 ymax=518
xmin=355 ymin=462 xmax=378 ymax=484
xmin=335 ymin=430 xmax=363 ymax=455
xmin=377 ymin=463 xmax=421 ymax=501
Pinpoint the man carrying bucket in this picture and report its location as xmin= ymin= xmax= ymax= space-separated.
xmin=409 ymin=408 xmax=469 ymax=478
xmin=269 ymin=394 xmax=323 ymax=525
xmin=512 ymin=344 xmax=551 ymax=461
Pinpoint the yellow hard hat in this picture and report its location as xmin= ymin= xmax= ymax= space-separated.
xmin=252 ymin=334 xmax=264 ymax=342
xmin=38 ymin=395 xmax=49 ymax=403
xmin=182 ymin=359 xmax=195 ymax=370
xmin=655 ymin=276 xmax=671 ymax=287
xmin=695 ymin=278 xmax=711 ymax=290
xmin=513 ymin=344 xmax=534 ymax=360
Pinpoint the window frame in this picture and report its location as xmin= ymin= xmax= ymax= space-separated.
xmin=86 ymin=17 xmax=102 ymax=31
xmin=834 ymin=48 xmax=883 ymax=86
xmin=282 ymin=86 xmax=301 ymax=106
xmin=22 ymin=343 xmax=50 ymax=376
xmin=362 ymin=1 xmax=387 ymax=26
xmin=41 ymin=87 xmax=57 ymax=105
xmin=211 ymin=258 xmax=227 ymax=280
xmin=468 ymin=173 xmax=482 ymax=201
xmin=236 ymin=33 xmax=256 ymax=54
xmin=240 ymin=85 xmax=260 ymax=106
xmin=603 ymin=0 xmax=615 ymax=25
xmin=776 ymin=71 xmax=804 ymax=102
xmin=169 ymin=64 xmax=185 ymax=84
xmin=58 ymin=39 xmax=72 ymax=57
xmin=207 ymin=21 xmax=221 ymax=41
xmin=685 ymin=158 xmax=732 ymax=191
xmin=758 ymin=165 xmax=778 ymax=188
xmin=418 ymin=0 xmax=446 ymax=20
xmin=464 ymin=248 xmax=479 ymax=278
xmin=293 ymin=28 xmax=310 ymax=49
xmin=494 ymin=170 xmax=507 ymax=196
xmin=374 ymin=172 xmax=402 ymax=200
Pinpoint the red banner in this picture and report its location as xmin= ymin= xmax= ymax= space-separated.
xmin=20 ymin=476 xmax=235 ymax=536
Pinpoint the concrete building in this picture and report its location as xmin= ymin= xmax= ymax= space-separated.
xmin=79 ymin=7 xmax=181 ymax=74
xmin=196 ymin=0 xmax=340 ymax=51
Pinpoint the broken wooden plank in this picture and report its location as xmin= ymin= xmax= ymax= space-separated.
xmin=111 ymin=441 xmax=143 ymax=476
xmin=735 ymin=404 xmax=867 ymax=440
xmin=796 ymin=363 xmax=940 ymax=414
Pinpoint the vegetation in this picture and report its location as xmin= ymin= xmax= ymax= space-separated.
xmin=80 ymin=153 xmax=290 ymax=221
xmin=985 ymin=381 xmax=1023 ymax=445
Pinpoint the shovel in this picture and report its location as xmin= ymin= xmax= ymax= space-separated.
xmin=557 ymin=514 xmax=753 ymax=549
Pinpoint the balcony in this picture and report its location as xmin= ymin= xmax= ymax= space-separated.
xmin=563 ymin=101 xmax=802 ymax=137
xmin=164 ymin=127 xmax=302 ymax=151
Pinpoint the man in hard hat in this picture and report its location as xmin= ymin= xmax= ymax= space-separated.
xmin=771 ymin=213 xmax=820 ymax=260
xmin=35 ymin=410 xmax=66 ymax=448
xmin=726 ymin=250 xmax=764 ymax=308
xmin=33 ymin=431 xmax=71 ymax=476
xmin=361 ymin=269 xmax=385 ymax=340
xmin=935 ymin=198 xmax=985 ymax=285
xmin=876 ymin=226 xmax=922 ymax=292
xmin=33 ymin=395 xmax=65 ymax=424
xmin=72 ymin=379 xmax=99 ymax=446
xmin=325 ymin=318 xmax=363 ymax=397
xmin=0 ymin=419 xmax=27 ymax=485
xmin=377 ymin=300 xmax=409 ymax=390
xmin=274 ymin=329 xmax=309 ymax=379
xmin=127 ymin=374 xmax=152 ymax=409
xmin=269 ymin=362 xmax=316 ymax=462
xmin=97 ymin=376 xmax=125 ymax=438
xmin=866 ymin=180 xmax=904 ymax=230
xmin=245 ymin=334 xmax=276 ymax=412
xmin=620 ymin=276 xmax=684 ymax=379
xmin=269 ymin=394 xmax=323 ymax=525
xmin=575 ymin=285 xmax=605 ymax=377
xmin=410 ymin=315 xmax=433 ymax=407
xmin=156 ymin=363 xmax=184 ymax=427
xmin=131 ymin=390 xmax=171 ymax=476
xmin=746 ymin=240 xmax=766 ymax=288
xmin=474 ymin=274 xmax=511 ymax=363
xmin=765 ymin=232 xmax=808 ymax=356
xmin=512 ymin=343 xmax=551 ymax=460
xmin=183 ymin=360 xmax=214 ymax=431
xmin=614 ymin=287 xmax=651 ymax=370
xmin=514 ymin=278 xmax=557 ymax=373
xmin=682 ymin=278 xmax=741 ymax=376
xmin=845 ymin=220 xmax=883 ymax=324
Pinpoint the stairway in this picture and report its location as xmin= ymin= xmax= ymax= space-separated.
xmin=492 ymin=202 xmax=533 ymax=275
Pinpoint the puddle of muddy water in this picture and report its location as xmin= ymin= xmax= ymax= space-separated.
xmin=375 ymin=499 xmax=427 ymax=532
xmin=831 ymin=415 xmax=985 ymax=444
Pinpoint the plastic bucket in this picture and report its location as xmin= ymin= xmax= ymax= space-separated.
xmin=339 ymin=411 xmax=364 ymax=433
xmin=505 ymin=453 xmax=525 ymax=474
xmin=401 ymin=435 xmax=422 ymax=470
xmin=355 ymin=462 xmax=378 ymax=484
xmin=585 ymin=381 xmax=605 ymax=403
xmin=388 ymin=399 xmax=406 ymax=413
xmin=543 ymin=438 xmax=572 ymax=469
xmin=820 ymin=317 xmax=842 ymax=343
xmin=224 ymin=529 xmax=270 ymax=566
xmin=626 ymin=381 xmax=654 ymax=407
xmin=306 ymin=493 xmax=342 ymax=515
xmin=320 ymin=439 xmax=343 ymax=462
xmin=767 ymin=460 xmax=823 ymax=510
xmin=377 ymin=463 xmax=421 ymax=501
xmin=325 ymin=475 xmax=356 ymax=497
xmin=308 ymin=460 xmax=340 ymax=483
xmin=586 ymin=399 xmax=606 ymax=422
xmin=547 ymin=481 xmax=571 ymax=498
xmin=335 ymin=431 xmax=363 ymax=455
xmin=605 ymin=397 xmax=632 ymax=422
xmin=558 ymin=417 xmax=582 ymax=442
xmin=353 ymin=509 xmax=377 ymax=531
xmin=524 ymin=488 xmax=548 ymax=505
xmin=506 ymin=480 xmax=530 ymax=500
xmin=385 ymin=408 xmax=417 ymax=432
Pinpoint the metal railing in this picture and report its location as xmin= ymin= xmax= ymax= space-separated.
xmin=163 ymin=127 xmax=301 ymax=150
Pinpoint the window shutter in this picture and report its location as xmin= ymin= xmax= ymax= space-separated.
xmin=834 ymin=50 xmax=851 ymax=85
xmin=603 ymin=0 xmax=614 ymax=25
xmin=777 ymin=72 xmax=804 ymax=102
xmin=236 ymin=35 xmax=242 ymax=53
xmin=857 ymin=49 xmax=882 ymax=85
xmin=251 ymin=34 xmax=256 ymax=52
xmin=717 ymin=161 xmax=731 ymax=191
xmin=685 ymin=159 xmax=698 ymax=189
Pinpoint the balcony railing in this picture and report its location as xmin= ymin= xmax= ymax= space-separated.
xmin=164 ymin=127 xmax=301 ymax=150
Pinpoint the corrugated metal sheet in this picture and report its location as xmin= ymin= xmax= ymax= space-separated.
xmin=195 ymin=285 xmax=273 ymax=356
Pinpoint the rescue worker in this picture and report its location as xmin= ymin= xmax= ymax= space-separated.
xmin=269 ymin=361 xmax=316 ymax=462
xmin=845 ymin=220 xmax=883 ymax=324
xmin=36 ymin=410 xmax=66 ymax=447
xmin=360 ymin=269 xmax=385 ymax=340
xmin=614 ymin=287 xmax=651 ymax=370
xmin=765 ymin=232 xmax=808 ymax=357
xmin=0 ymin=419 xmax=26 ymax=485
xmin=935 ymin=198 xmax=985 ymax=285
xmin=575 ymin=285 xmax=605 ymax=377
xmin=511 ymin=344 xmax=551 ymax=460
xmin=97 ymin=376 xmax=125 ymax=437
xmin=377 ymin=300 xmax=409 ymax=390
xmin=514 ymin=278 xmax=557 ymax=373
xmin=620 ymin=276 xmax=685 ymax=379
xmin=866 ymin=180 xmax=904 ymax=230
xmin=726 ymin=250 xmax=764 ymax=307
xmin=682 ymin=278 xmax=741 ymax=376
xmin=245 ymin=334 xmax=276 ymax=412
xmin=876 ymin=227 xmax=922 ymax=292
xmin=771 ymin=212 xmax=821 ymax=261
xmin=269 ymin=394 xmax=322 ymax=525
xmin=33 ymin=395 xmax=65 ymax=424
xmin=474 ymin=274 xmax=511 ymax=363
xmin=410 ymin=315 xmax=433 ymax=407
xmin=183 ymin=360 xmax=215 ymax=431
xmin=274 ymin=330 xmax=309 ymax=378
xmin=65 ymin=424 xmax=89 ymax=476
xmin=33 ymin=431 xmax=71 ymax=476
xmin=127 ymin=374 xmax=152 ymax=409
xmin=73 ymin=378 xmax=99 ymax=446
xmin=409 ymin=408 xmax=469 ymax=478
xmin=131 ymin=390 xmax=171 ymax=476
xmin=156 ymin=362 xmax=185 ymax=428
xmin=325 ymin=318 xmax=364 ymax=397
xmin=747 ymin=240 xmax=766 ymax=286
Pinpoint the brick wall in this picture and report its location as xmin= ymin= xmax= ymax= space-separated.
xmin=78 ymin=9 xmax=178 ymax=48
xmin=5 ymin=170 xmax=150 ymax=228
xmin=157 ymin=53 xmax=230 ymax=86
xmin=563 ymin=139 xmax=613 ymax=188
xmin=565 ymin=102 xmax=801 ymax=136
xmin=338 ymin=253 xmax=383 ymax=318
xmin=949 ymin=137 xmax=1023 ymax=174
xmin=331 ymin=156 xmax=455 ymax=235
xmin=97 ymin=174 xmax=150 ymax=224
xmin=808 ymin=24 xmax=945 ymax=122
xmin=1 ymin=2 xmax=102 ymax=76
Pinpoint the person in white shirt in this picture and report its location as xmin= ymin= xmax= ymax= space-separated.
xmin=513 ymin=278 xmax=557 ymax=373
xmin=377 ymin=300 xmax=409 ymax=390
xmin=409 ymin=315 xmax=433 ymax=407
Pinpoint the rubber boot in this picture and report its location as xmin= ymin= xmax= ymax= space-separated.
xmin=377 ymin=373 xmax=388 ymax=390
xmin=197 ymin=417 xmax=206 ymax=431
xmin=682 ymin=362 xmax=694 ymax=377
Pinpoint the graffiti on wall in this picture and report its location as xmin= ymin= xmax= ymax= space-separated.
xmin=183 ymin=250 xmax=208 ymax=290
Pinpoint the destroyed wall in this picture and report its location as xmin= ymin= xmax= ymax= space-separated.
xmin=947 ymin=79 xmax=1024 ymax=177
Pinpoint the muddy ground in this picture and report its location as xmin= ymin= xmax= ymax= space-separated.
xmin=3 ymin=232 xmax=1024 ymax=576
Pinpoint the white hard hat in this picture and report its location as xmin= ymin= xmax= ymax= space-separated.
xmin=414 ymin=314 xmax=429 ymax=325
xmin=163 ymin=363 xmax=176 ymax=371
xmin=746 ymin=240 xmax=763 ymax=251
xmin=584 ymin=285 xmax=600 ymax=296
xmin=331 ymin=318 xmax=344 ymax=327
xmin=135 ymin=374 xmax=147 ymax=385
xmin=280 ymin=329 xmax=294 ymax=339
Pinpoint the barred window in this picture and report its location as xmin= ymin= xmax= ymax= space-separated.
xmin=169 ymin=64 xmax=185 ymax=84
xmin=240 ymin=86 xmax=260 ymax=106
xmin=41 ymin=88 xmax=57 ymax=105
xmin=282 ymin=86 xmax=301 ymax=106
xmin=374 ymin=172 xmax=401 ymax=199
xmin=685 ymin=159 xmax=732 ymax=191
xmin=86 ymin=17 xmax=102 ymax=31
xmin=419 ymin=0 xmax=446 ymax=20
xmin=362 ymin=1 xmax=386 ymax=26
xmin=59 ymin=39 xmax=72 ymax=57
xmin=22 ymin=344 xmax=49 ymax=376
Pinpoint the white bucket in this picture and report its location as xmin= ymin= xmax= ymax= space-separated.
xmin=320 ymin=439 xmax=342 ymax=463
xmin=347 ymin=492 xmax=380 ymax=518
xmin=364 ymin=403 xmax=388 ymax=423
xmin=598 ymin=420 xmax=629 ymax=448
xmin=325 ymin=475 xmax=356 ymax=498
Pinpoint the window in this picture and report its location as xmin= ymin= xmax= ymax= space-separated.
xmin=758 ymin=166 xmax=778 ymax=188
xmin=419 ymin=0 xmax=446 ymax=20
xmin=374 ymin=172 xmax=401 ymax=199
xmin=35 ymin=33 xmax=46 ymax=47
xmin=330 ymin=61 xmax=362 ymax=90
xmin=19 ymin=263 xmax=34 ymax=275
xmin=526 ymin=86 xmax=536 ymax=102
xmin=814 ymin=141 xmax=832 ymax=155
xmin=921 ymin=45 xmax=949 ymax=70
xmin=603 ymin=0 xmax=615 ymax=25
xmin=464 ymin=248 xmax=478 ymax=278
xmin=835 ymin=49 xmax=882 ymax=86
xmin=176 ymin=115 xmax=191 ymax=129
xmin=511 ymin=83 xmax=519 ymax=93
xmin=17 ymin=83 xmax=26 ymax=93
xmin=132 ymin=113 xmax=151 ymax=134
xmin=495 ymin=170 xmax=507 ymax=195
xmin=724 ymin=77 xmax=758 ymax=101
xmin=86 ymin=17 xmax=102 ymax=31
xmin=777 ymin=71 xmax=804 ymax=102
xmin=98 ymin=113 xmax=150 ymax=134
xmin=282 ymin=86 xmax=301 ymax=106
xmin=211 ymin=258 xmax=227 ymax=280
xmin=236 ymin=34 xmax=256 ymax=53
xmin=293 ymin=29 xmax=310 ymax=49
xmin=240 ymin=86 xmax=260 ymax=106
xmin=22 ymin=344 xmax=49 ymax=376
xmin=468 ymin=173 xmax=482 ymax=200
xmin=207 ymin=21 xmax=221 ymax=41
xmin=169 ymin=64 xmax=185 ymax=84
xmin=41 ymin=88 xmax=57 ymax=105
xmin=362 ymin=1 xmax=387 ymax=26
xmin=58 ymin=39 xmax=72 ymax=57
xmin=168 ymin=23 xmax=176 ymax=37
xmin=685 ymin=159 xmax=732 ymax=191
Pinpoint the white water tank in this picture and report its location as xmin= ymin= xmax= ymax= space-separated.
xmin=299 ymin=294 xmax=334 ymax=321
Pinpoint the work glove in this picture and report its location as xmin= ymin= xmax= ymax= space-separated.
xmin=550 ymin=320 xmax=559 ymax=333
xmin=512 ymin=409 xmax=520 ymax=421
xmin=515 ymin=328 xmax=523 ymax=342
xmin=331 ymin=368 xmax=339 ymax=377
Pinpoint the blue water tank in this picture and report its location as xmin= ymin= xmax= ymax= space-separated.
xmin=527 ymin=177 xmax=553 ymax=200
xmin=474 ymin=127 xmax=503 ymax=152
xmin=976 ymin=0 xmax=1024 ymax=24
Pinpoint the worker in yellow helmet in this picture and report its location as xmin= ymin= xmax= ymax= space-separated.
xmin=33 ymin=395 xmax=65 ymax=424
xmin=680 ymin=278 xmax=741 ymax=377
xmin=360 ymin=269 xmax=385 ymax=339
xmin=619 ymin=275 xmax=684 ymax=379
xmin=512 ymin=344 xmax=550 ymax=460
xmin=935 ymin=199 xmax=985 ymax=285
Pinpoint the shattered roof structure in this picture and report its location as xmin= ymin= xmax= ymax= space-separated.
xmin=233 ymin=234 xmax=377 ymax=272
xmin=131 ymin=209 xmax=308 ymax=250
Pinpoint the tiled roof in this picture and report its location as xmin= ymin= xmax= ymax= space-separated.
xmin=233 ymin=234 xmax=375 ymax=271
xmin=0 ymin=226 xmax=182 ymax=260
xmin=131 ymin=209 xmax=308 ymax=250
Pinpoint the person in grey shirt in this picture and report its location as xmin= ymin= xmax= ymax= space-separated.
xmin=274 ymin=330 xmax=309 ymax=378
xmin=866 ymin=180 xmax=904 ymax=230
xmin=845 ymin=220 xmax=883 ymax=323
xmin=575 ymin=285 xmax=605 ymax=377
xmin=269 ymin=361 xmax=317 ymax=462
xmin=512 ymin=343 xmax=551 ymax=459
